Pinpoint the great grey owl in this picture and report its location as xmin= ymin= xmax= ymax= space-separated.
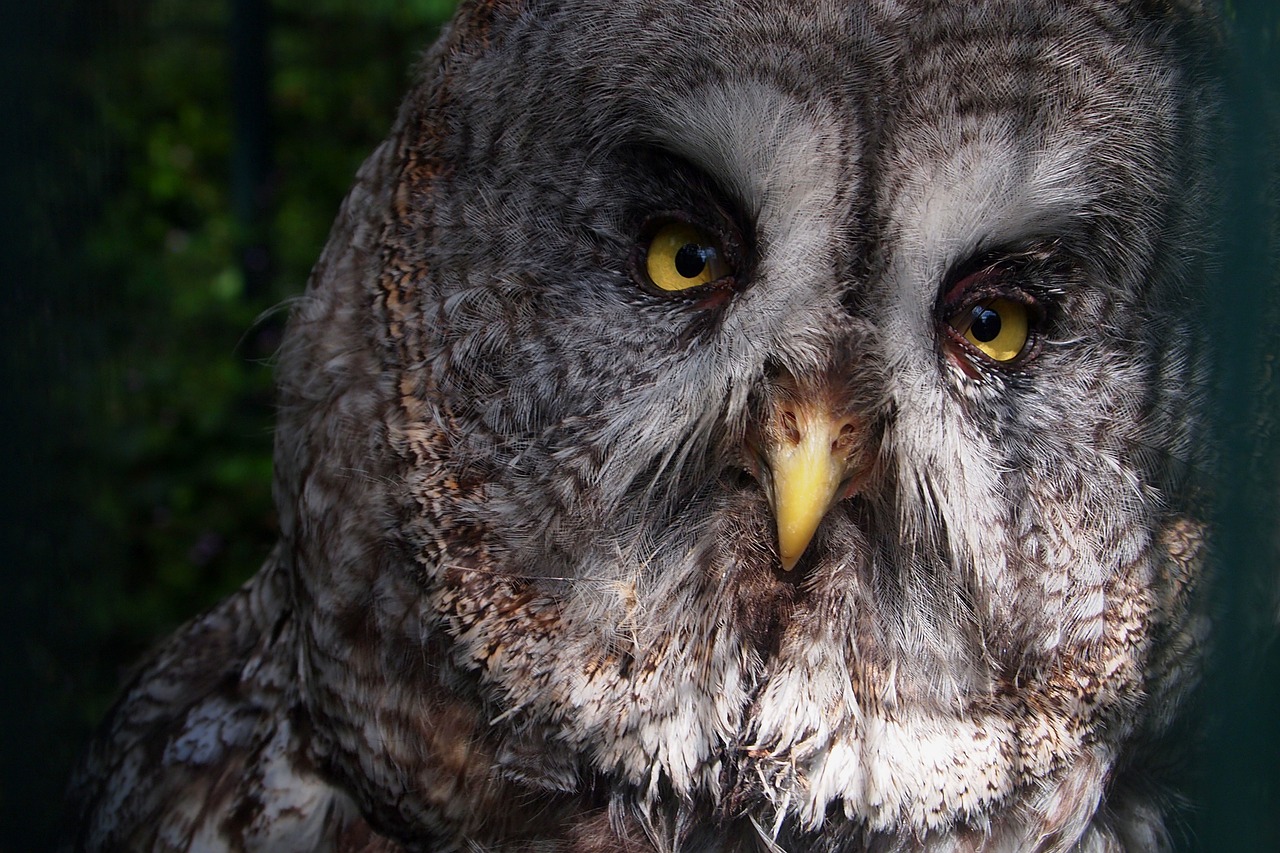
xmin=67 ymin=1 xmax=1219 ymax=850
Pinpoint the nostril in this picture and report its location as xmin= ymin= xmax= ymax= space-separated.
xmin=780 ymin=410 xmax=800 ymax=445
xmin=833 ymin=421 xmax=857 ymax=453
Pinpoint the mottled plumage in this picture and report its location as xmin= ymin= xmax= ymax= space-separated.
xmin=68 ymin=1 xmax=1218 ymax=850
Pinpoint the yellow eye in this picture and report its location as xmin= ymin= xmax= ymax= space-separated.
xmin=949 ymin=297 xmax=1030 ymax=362
xmin=643 ymin=222 xmax=733 ymax=291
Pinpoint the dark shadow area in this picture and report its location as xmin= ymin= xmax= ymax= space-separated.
xmin=1188 ymin=2 xmax=1280 ymax=851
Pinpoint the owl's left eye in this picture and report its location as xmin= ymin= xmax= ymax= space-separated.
xmin=638 ymin=221 xmax=735 ymax=292
xmin=947 ymin=297 xmax=1031 ymax=363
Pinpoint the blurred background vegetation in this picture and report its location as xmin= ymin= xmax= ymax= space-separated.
xmin=2 ymin=1 xmax=456 ymax=848
xmin=0 ymin=1 xmax=1276 ymax=852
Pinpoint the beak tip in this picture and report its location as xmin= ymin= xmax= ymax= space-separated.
xmin=775 ymin=515 xmax=820 ymax=574
xmin=777 ymin=515 xmax=821 ymax=574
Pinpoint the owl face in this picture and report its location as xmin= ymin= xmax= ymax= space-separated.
xmin=279 ymin=0 xmax=1213 ymax=846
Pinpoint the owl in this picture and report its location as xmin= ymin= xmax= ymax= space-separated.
xmin=66 ymin=1 xmax=1219 ymax=851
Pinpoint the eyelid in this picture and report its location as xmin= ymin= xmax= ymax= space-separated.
xmin=943 ymin=266 xmax=1014 ymax=307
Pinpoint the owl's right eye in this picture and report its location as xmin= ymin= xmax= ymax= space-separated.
xmin=639 ymin=221 xmax=734 ymax=292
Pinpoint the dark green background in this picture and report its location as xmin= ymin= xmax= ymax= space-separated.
xmin=1 ymin=2 xmax=1275 ymax=850
xmin=1 ymin=2 xmax=457 ymax=848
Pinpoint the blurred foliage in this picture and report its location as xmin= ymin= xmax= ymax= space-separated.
xmin=72 ymin=0 xmax=454 ymax=676
xmin=3 ymin=0 xmax=455 ymax=848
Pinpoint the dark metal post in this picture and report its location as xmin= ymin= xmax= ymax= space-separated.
xmin=230 ymin=0 xmax=273 ymax=303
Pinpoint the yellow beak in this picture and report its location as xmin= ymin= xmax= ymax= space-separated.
xmin=762 ymin=407 xmax=858 ymax=572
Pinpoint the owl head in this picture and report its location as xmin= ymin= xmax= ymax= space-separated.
xmin=273 ymin=0 xmax=1215 ymax=848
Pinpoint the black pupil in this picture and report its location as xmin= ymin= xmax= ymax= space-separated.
xmin=969 ymin=306 xmax=1002 ymax=342
xmin=675 ymin=243 xmax=708 ymax=278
